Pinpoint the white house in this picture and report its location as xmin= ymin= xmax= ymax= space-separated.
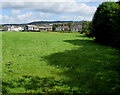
xmin=55 ymin=26 xmax=70 ymax=31
xmin=71 ymin=25 xmax=82 ymax=32
xmin=0 ymin=28 xmax=3 ymax=31
xmin=39 ymin=26 xmax=52 ymax=31
xmin=27 ymin=25 xmax=37 ymax=30
xmin=2 ymin=25 xmax=24 ymax=31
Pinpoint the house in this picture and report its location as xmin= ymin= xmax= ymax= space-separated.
xmin=2 ymin=25 xmax=12 ymax=31
xmin=2 ymin=25 xmax=24 ymax=31
xmin=71 ymin=25 xmax=82 ymax=32
xmin=27 ymin=25 xmax=37 ymax=31
xmin=39 ymin=26 xmax=52 ymax=31
xmin=17 ymin=27 xmax=24 ymax=31
xmin=5 ymin=25 xmax=16 ymax=31
xmin=2 ymin=26 xmax=8 ymax=31
xmin=10 ymin=26 xmax=24 ymax=31
xmin=0 ymin=28 xmax=3 ymax=31
xmin=24 ymin=25 xmax=40 ymax=32
xmin=55 ymin=26 xmax=70 ymax=31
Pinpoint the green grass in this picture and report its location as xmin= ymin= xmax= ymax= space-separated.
xmin=2 ymin=32 xmax=120 ymax=94
xmin=0 ymin=32 xmax=2 ymax=93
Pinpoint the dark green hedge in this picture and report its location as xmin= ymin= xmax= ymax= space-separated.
xmin=90 ymin=2 xmax=120 ymax=48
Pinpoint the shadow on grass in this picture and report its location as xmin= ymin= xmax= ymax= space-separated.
xmin=44 ymin=39 xmax=120 ymax=94
xmin=2 ymin=75 xmax=67 ymax=94
xmin=2 ymin=39 xmax=120 ymax=94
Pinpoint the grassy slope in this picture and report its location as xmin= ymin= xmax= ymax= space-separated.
xmin=2 ymin=32 xmax=120 ymax=94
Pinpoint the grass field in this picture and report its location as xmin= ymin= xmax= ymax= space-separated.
xmin=2 ymin=32 xmax=120 ymax=94
xmin=0 ymin=32 xmax=2 ymax=93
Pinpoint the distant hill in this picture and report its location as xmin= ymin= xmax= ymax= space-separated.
xmin=2 ymin=24 xmax=27 ymax=26
xmin=28 ymin=21 xmax=83 ymax=25
xmin=2 ymin=21 xmax=86 ymax=26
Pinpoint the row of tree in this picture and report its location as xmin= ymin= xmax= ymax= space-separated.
xmin=83 ymin=1 xmax=120 ymax=48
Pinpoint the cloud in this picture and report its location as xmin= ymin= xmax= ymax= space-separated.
xmin=2 ymin=2 xmax=29 ymax=9
xmin=1 ymin=0 xmax=118 ymax=2
xmin=17 ymin=12 xmax=33 ymax=20
xmin=1 ymin=15 xmax=15 ymax=24
xmin=2 ymin=2 xmax=96 ymax=16
xmin=12 ymin=10 xmax=20 ymax=14
xmin=0 ymin=15 xmax=2 ymax=19
xmin=8 ymin=12 xmax=92 ymax=23
xmin=1 ymin=1 xmax=97 ymax=24
xmin=80 ymin=0 xmax=117 ymax=2
xmin=37 ymin=12 xmax=53 ymax=19
xmin=3 ymin=0 xmax=117 ymax=24
xmin=59 ymin=15 xmax=92 ymax=21
xmin=0 ymin=15 xmax=2 ymax=23
xmin=16 ymin=12 xmax=33 ymax=23
xmin=2 ymin=0 xmax=75 ymax=2
xmin=1 ymin=12 xmax=33 ymax=24
xmin=1 ymin=11 xmax=55 ymax=24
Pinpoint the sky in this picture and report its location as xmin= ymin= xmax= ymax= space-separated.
xmin=0 ymin=0 xmax=118 ymax=24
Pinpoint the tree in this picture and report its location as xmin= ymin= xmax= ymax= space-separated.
xmin=52 ymin=24 xmax=62 ymax=32
xmin=90 ymin=1 xmax=120 ymax=47
xmin=81 ymin=21 xmax=92 ymax=36
xmin=24 ymin=25 xmax=28 ymax=31
xmin=52 ymin=24 xmax=56 ymax=32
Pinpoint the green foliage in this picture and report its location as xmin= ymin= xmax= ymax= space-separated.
xmin=2 ymin=32 xmax=120 ymax=94
xmin=90 ymin=1 xmax=120 ymax=48
xmin=0 ymin=25 xmax=3 ymax=28
xmin=52 ymin=24 xmax=58 ymax=32
xmin=81 ymin=21 xmax=92 ymax=36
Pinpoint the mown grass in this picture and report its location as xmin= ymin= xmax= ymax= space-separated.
xmin=2 ymin=32 xmax=120 ymax=94
xmin=0 ymin=32 xmax=2 ymax=93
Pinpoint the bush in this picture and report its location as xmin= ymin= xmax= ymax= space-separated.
xmin=90 ymin=2 xmax=120 ymax=48
xmin=81 ymin=21 xmax=91 ymax=35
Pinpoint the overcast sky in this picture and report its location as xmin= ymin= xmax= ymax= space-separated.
xmin=0 ymin=0 xmax=117 ymax=24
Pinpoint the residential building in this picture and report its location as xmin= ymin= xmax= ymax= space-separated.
xmin=2 ymin=25 xmax=24 ymax=31
xmin=71 ymin=25 xmax=82 ymax=32
xmin=0 ymin=28 xmax=3 ymax=31
xmin=39 ymin=26 xmax=52 ymax=31
xmin=55 ymin=26 xmax=70 ymax=31
xmin=24 ymin=25 xmax=39 ymax=32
